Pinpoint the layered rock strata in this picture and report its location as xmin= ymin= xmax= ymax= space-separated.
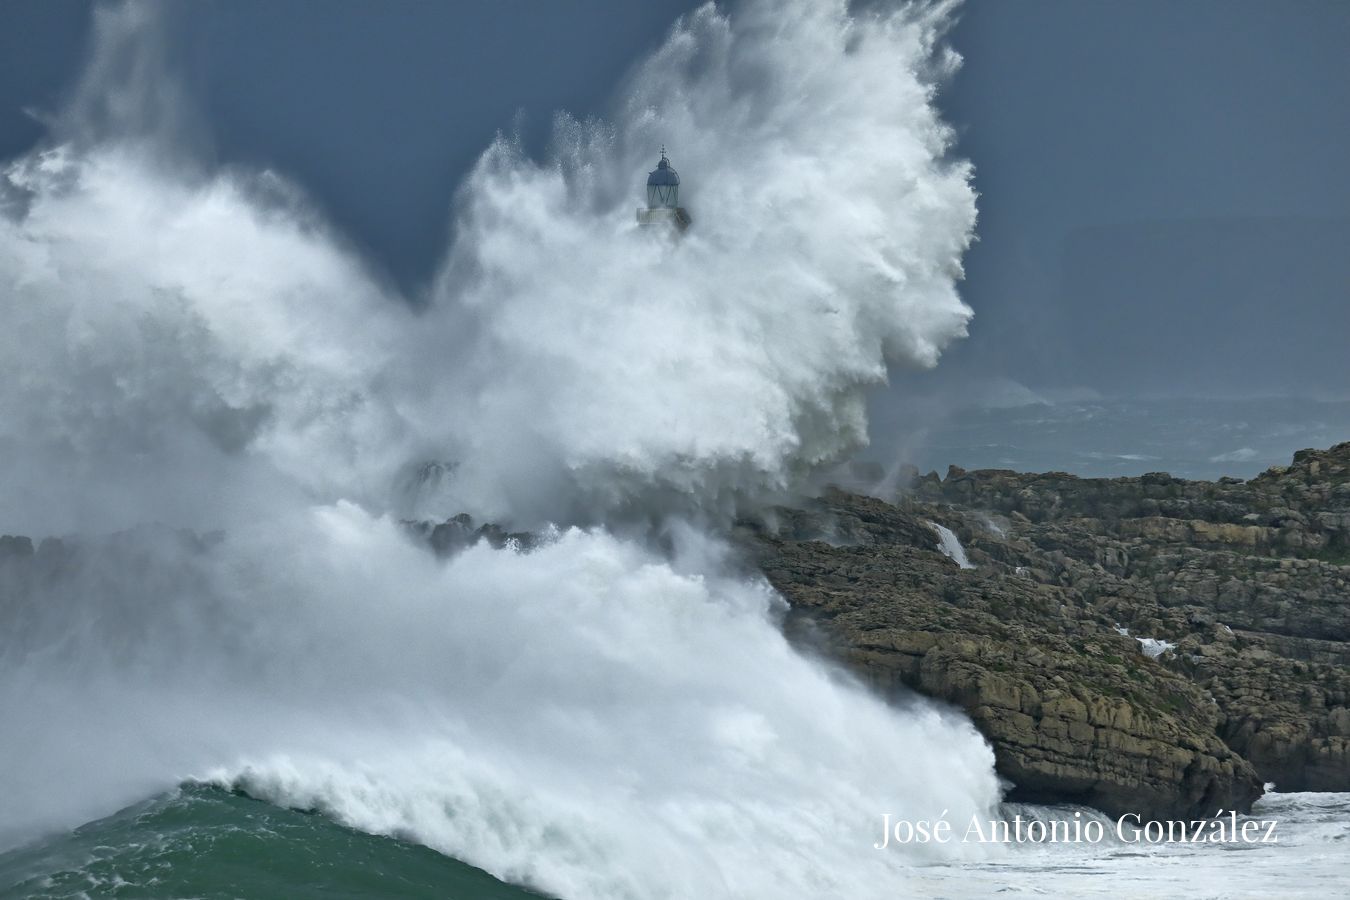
xmin=746 ymin=443 xmax=1350 ymax=819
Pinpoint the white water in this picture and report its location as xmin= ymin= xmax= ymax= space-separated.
xmin=930 ymin=522 xmax=976 ymax=569
xmin=911 ymin=792 xmax=1350 ymax=898
xmin=1137 ymin=637 xmax=1178 ymax=659
xmin=0 ymin=1 xmax=1005 ymax=897
xmin=1114 ymin=627 xmax=1177 ymax=659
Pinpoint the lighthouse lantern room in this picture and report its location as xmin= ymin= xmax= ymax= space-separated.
xmin=637 ymin=148 xmax=691 ymax=233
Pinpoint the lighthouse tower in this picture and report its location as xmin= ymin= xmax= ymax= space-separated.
xmin=636 ymin=148 xmax=691 ymax=233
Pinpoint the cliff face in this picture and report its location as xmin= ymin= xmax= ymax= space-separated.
xmin=749 ymin=442 xmax=1350 ymax=820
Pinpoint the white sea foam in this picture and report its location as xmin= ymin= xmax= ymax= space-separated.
xmin=930 ymin=521 xmax=976 ymax=569
xmin=1113 ymin=626 xmax=1175 ymax=658
xmin=975 ymin=513 xmax=1007 ymax=537
xmin=0 ymin=1 xmax=999 ymax=896
xmin=911 ymin=792 xmax=1350 ymax=898
xmin=1137 ymin=637 xmax=1177 ymax=659
xmin=3 ymin=514 xmax=1001 ymax=895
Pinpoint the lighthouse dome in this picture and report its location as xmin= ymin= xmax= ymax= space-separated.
xmin=646 ymin=151 xmax=680 ymax=208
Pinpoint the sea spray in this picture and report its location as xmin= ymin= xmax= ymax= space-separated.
xmin=415 ymin=0 xmax=975 ymax=526
xmin=2 ymin=514 xmax=1002 ymax=897
xmin=930 ymin=521 xmax=976 ymax=569
xmin=0 ymin=0 xmax=997 ymax=896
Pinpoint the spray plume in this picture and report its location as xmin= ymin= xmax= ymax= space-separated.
xmin=0 ymin=2 xmax=997 ymax=896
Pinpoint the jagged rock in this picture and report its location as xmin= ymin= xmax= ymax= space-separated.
xmin=748 ymin=493 xmax=1262 ymax=821
xmin=405 ymin=513 xmax=536 ymax=556
xmin=749 ymin=442 xmax=1350 ymax=819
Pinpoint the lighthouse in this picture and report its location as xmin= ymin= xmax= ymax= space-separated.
xmin=636 ymin=148 xmax=691 ymax=233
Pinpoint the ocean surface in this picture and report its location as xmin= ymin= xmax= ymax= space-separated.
xmin=870 ymin=395 xmax=1350 ymax=482
xmin=3 ymin=787 xmax=1346 ymax=898
xmin=0 ymin=785 xmax=541 ymax=899
xmin=915 ymin=793 xmax=1350 ymax=899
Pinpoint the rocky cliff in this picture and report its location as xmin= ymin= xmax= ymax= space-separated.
xmin=746 ymin=442 xmax=1350 ymax=821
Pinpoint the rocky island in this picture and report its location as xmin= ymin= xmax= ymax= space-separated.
xmin=747 ymin=442 xmax=1350 ymax=821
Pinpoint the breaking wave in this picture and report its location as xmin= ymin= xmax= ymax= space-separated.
xmin=0 ymin=1 xmax=996 ymax=896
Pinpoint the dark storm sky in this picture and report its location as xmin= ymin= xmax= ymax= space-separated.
xmin=2 ymin=0 xmax=1347 ymax=397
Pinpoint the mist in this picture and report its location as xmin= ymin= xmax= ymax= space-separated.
xmin=0 ymin=2 xmax=1003 ymax=897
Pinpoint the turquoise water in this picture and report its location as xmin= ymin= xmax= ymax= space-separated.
xmin=0 ymin=785 xmax=544 ymax=899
